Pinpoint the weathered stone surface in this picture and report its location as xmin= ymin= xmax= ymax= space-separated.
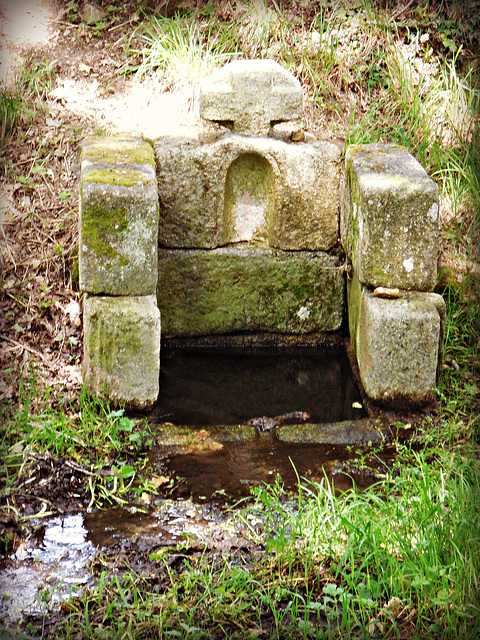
xmin=277 ymin=419 xmax=387 ymax=446
xmin=155 ymin=424 xmax=258 ymax=445
xmin=157 ymin=246 xmax=344 ymax=337
xmin=154 ymin=421 xmax=386 ymax=446
xmin=341 ymin=144 xmax=439 ymax=291
xmin=83 ymin=295 xmax=161 ymax=410
xmin=199 ymin=59 xmax=302 ymax=135
xmin=155 ymin=134 xmax=340 ymax=250
xmin=348 ymin=275 xmax=445 ymax=404
xmin=80 ymin=136 xmax=159 ymax=295
xmin=81 ymin=135 xmax=156 ymax=172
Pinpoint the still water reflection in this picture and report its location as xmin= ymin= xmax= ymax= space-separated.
xmin=152 ymin=347 xmax=364 ymax=426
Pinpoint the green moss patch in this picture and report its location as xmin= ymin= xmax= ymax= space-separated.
xmin=83 ymin=168 xmax=153 ymax=187
xmin=81 ymin=137 xmax=155 ymax=167
xmin=81 ymin=203 xmax=129 ymax=265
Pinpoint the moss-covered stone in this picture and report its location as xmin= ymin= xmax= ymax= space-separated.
xmin=83 ymin=168 xmax=154 ymax=188
xmin=81 ymin=135 xmax=155 ymax=168
xmin=79 ymin=137 xmax=159 ymax=296
xmin=347 ymin=272 xmax=363 ymax=355
xmin=81 ymin=201 xmax=129 ymax=265
xmin=155 ymin=424 xmax=258 ymax=445
xmin=157 ymin=246 xmax=344 ymax=336
xmin=350 ymin=286 xmax=445 ymax=404
xmin=83 ymin=295 xmax=161 ymax=410
xmin=224 ymin=152 xmax=274 ymax=243
xmin=341 ymin=144 xmax=439 ymax=291
xmin=277 ymin=418 xmax=386 ymax=446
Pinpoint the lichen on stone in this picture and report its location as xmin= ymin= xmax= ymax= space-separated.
xmin=81 ymin=136 xmax=155 ymax=167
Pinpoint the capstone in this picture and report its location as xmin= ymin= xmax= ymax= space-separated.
xmin=199 ymin=59 xmax=302 ymax=135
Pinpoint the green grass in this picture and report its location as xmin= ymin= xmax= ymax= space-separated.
xmin=41 ymin=448 xmax=479 ymax=639
xmin=0 ymin=373 xmax=156 ymax=512
xmin=0 ymin=54 xmax=57 ymax=151
xmin=132 ymin=12 xmax=237 ymax=112
xmin=0 ymin=88 xmax=20 ymax=148
xmin=247 ymin=450 xmax=480 ymax=639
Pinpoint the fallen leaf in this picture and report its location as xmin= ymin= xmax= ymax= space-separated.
xmin=63 ymin=299 xmax=81 ymax=325
xmin=59 ymin=364 xmax=83 ymax=385
xmin=8 ymin=441 xmax=25 ymax=457
xmin=384 ymin=596 xmax=403 ymax=617
xmin=196 ymin=429 xmax=210 ymax=442
xmin=0 ymin=382 xmax=15 ymax=400
xmin=150 ymin=475 xmax=170 ymax=489
xmin=46 ymin=117 xmax=62 ymax=128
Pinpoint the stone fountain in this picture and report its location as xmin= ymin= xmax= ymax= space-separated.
xmin=79 ymin=59 xmax=445 ymax=412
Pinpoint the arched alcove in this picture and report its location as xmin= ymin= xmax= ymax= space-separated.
xmin=224 ymin=152 xmax=275 ymax=244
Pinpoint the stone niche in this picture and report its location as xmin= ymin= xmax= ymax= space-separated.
xmin=79 ymin=59 xmax=445 ymax=410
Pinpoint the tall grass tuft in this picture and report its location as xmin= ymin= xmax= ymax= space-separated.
xmin=134 ymin=13 xmax=236 ymax=112
xmin=0 ymin=88 xmax=20 ymax=147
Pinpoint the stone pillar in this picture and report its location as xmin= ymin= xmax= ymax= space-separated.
xmin=341 ymin=144 xmax=445 ymax=405
xmin=80 ymin=136 xmax=160 ymax=409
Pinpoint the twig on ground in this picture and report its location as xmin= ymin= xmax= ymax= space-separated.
xmin=0 ymin=333 xmax=57 ymax=370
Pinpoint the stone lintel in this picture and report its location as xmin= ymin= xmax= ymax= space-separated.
xmin=199 ymin=60 xmax=302 ymax=135
xmin=157 ymin=246 xmax=344 ymax=337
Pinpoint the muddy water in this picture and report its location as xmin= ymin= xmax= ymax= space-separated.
xmin=0 ymin=443 xmax=361 ymax=624
xmin=0 ymin=442 xmax=370 ymax=625
xmin=0 ymin=514 xmax=95 ymax=623
xmin=148 ymin=346 xmax=367 ymax=501
xmin=152 ymin=439 xmax=359 ymax=502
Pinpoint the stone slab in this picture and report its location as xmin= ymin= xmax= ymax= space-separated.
xmin=155 ymin=134 xmax=340 ymax=250
xmin=199 ymin=59 xmax=302 ymax=135
xmin=341 ymin=144 xmax=439 ymax=291
xmin=348 ymin=275 xmax=445 ymax=404
xmin=277 ymin=418 xmax=387 ymax=446
xmin=80 ymin=136 xmax=159 ymax=295
xmin=153 ymin=421 xmax=386 ymax=447
xmin=157 ymin=246 xmax=344 ymax=337
xmin=155 ymin=424 xmax=258 ymax=445
xmin=83 ymin=295 xmax=161 ymax=410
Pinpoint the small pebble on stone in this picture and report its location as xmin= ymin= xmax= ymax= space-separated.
xmin=372 ymin=287 xmax=401 ymax=299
